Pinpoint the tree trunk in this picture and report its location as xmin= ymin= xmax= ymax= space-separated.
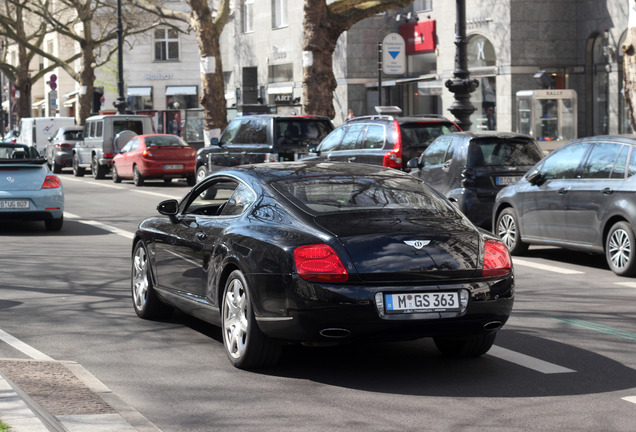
xmin=189 ymin=0 xmax=228 ymax=144
xmin=302 ymin=0 xmax=339 ymax=118
xmin=623 ymin=26 xmax=636 ymax=131
xmin=15 ymin=44 xmax=32 ymax=121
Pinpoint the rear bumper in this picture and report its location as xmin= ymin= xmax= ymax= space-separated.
xmin=252 ymin=273 xmax=514 ymax=343
xmin=139 ymin=162 xmax=195 ymax=178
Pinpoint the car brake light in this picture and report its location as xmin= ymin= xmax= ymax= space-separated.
xmin=42 ymin=175 xmax=61 ymax=189
xmin=382 ymin=120 xmax=403 ymax=169
xmin=482 ymin=240 xmax=512 ymax=277
xmin=294 ymin=244 xmax=349 ymax=282
xmin=142 ymin=150 xmax=153 ymax=157
xmin=103 ymin=153 xmax=114 ymax=159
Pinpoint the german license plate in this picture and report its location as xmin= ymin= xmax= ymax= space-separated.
xmin=164 ymin=164 xmax=183 ymax=170
xmin=385 ymin=292 xmax=460 ymax=313
xmin=496 ymin=176 xmax=521 ymax=186
xmin=0 ymin=200 xmax=29 ymax=209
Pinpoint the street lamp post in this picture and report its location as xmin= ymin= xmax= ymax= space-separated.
xmin=113 ymin=0 xmax=127 ymax=114
xmin=445 ymin=0 xmax=479 ymax=130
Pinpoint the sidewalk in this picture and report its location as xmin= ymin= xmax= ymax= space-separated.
xmin=0 ymin=359 xmax=161 ymax=432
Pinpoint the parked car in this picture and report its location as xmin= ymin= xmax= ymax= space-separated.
xmin=17 ymin=117 xmax=76 ymax=155
xmin=73 ymin=114 xmax=154 ymax=179
xmin=112 ymin=134 xmax=197 ymax=186
xmin=492 ymin=135 xmax=636 ymax=276
xmin=408 ymin=132 xmax=544 ymax=229
xmin=308 ymin=107 xmax=460 ymax=170
xmin=195 ymin=114 xmax=334 ymax=182
xmin=44 ymin=126 xmax=84 ymax=173
xmin=131 ymin=161 xmax=514 ymax=369
xmin=0 ymin=142 xmax=64 ymax=231
xmin=2 ymin=129 xmax=18 ymax=143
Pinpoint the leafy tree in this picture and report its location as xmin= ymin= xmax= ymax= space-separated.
xmin=302 ymin=0 xmax=413 ymax=118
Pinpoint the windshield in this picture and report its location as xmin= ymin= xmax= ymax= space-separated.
xmin=0 ymin=143 xmax=41 ymax=160
xmin=272 ymin=174 xmax=457 ymax=216
xmin=63 ymin=130 xmax=83 ymax=140
xmin=467 ymin=138 xmax=544 ymax=167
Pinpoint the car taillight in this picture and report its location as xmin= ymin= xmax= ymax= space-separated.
xmin=55 ymin=144 xmax=72 ymax=150
xmin=482 ymin=240 xmax=512 ymax=277
xmin=294 ymin=244 xmax=349 ymax=282
xmin=42 ymin=175 xmax=61 ymax=189
xmin=382 ymin=120 xmax=403 ymax=169
xmin=142 ymin=150 xmax=153 ymax=157
xmin=103 ymin=153 xmax=114 ymax=159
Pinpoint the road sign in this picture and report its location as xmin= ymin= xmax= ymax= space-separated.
xmin=49 ymin=74 xmax=57 ymax=90
xmin=382 ymin=33 xmax=406 ymax=75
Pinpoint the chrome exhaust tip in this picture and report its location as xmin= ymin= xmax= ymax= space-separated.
xmin=483 ymin=321 xmax=503 ymax=331
xmin=319 ymin=328 xmax=351 ymax=338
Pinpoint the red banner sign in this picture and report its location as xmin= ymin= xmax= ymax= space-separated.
xmin=399 ymin=20 xmax=436 ymax=55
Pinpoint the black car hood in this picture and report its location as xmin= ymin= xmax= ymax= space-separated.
xmin=314 ymin=211 xmax=481 ymax=281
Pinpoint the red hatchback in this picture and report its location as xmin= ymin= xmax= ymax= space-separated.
xmin=112 ymin=134 xmax=197 ymax=186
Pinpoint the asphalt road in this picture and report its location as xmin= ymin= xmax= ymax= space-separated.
xmin=1 ymin=172 xmax=636 ymax=431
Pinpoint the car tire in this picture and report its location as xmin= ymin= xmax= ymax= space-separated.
xmin=186 ymin=174 xmax=196 ymax=186
xmin=433 ymin=332 xmax=497 ymax=357
xmin=131 ymin=241 xmax=173 ymax=320
xmin=51 ymin=160 xmax=62 ymax=174
xmin=44 ymin=216 xmax=63 ymax=231
xmin=133 ymin=166 xmax=144 ymax=186
xmin=496 ymin=208 xmax=528 ymax=255
xmin=196 ymin=165 xmax=208 ymax=183
xmin=72 ymin=154 xmax=85 ymax=177
xmin=112 ymin=163 xmax=122 ymax=183
xmin=92 ymin=155 xmax=107 ymax=179
xmin=222 ymin=270 xmax=281 ymax=369
xmin=606 ymin=221 xmax=636 ymax=277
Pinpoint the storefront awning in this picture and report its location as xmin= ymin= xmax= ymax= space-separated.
xmin=128 ymin=87 xmax=152 ymax=97
xmin=267 ymin=86 xmax=293 ymax=95
xmin=165 ymin=85 xmax=197 ymax=96
xmin=64 ymin=89 xmax=79 ymax=99
xmin=32 ymin=99 xmax=46 ymax=108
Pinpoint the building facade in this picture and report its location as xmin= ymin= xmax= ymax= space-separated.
xmin=4 ymin=0 xmax=633 ymax=147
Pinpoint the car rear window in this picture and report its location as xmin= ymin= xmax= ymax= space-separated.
xmin=113 ymin=120 xmax=146 ymax=136
xmin=272 ymin=174 xmax=456 ymax=216
xmin=467 ymin=138 xmax=544 ymax=167
xmin=63 ymin=130 xmax=83 ymax=140
xmin=145 ymin=136 xmax=188 ymax=146
xmin=275 ymin=119 xmax=333 ymax=145
xmin=401 ymin=122 xmax=460 ymax=150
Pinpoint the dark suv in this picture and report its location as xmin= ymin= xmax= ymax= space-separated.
xmin=308 ymin=109 xmax=460 ymax=169
xmin=408 ymin=131 xmax=544 ymax=229
xmin=195 ymin=114 xmax=334 ymax=181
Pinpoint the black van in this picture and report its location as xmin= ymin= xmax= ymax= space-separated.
xmin=195 ymin=114 xmax=334 ymax=181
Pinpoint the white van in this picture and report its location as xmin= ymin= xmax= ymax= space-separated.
xmin=17 ymin=117 xmax=76 ymax=154
xmin=73 ymin=114 xmax=154 ymax=179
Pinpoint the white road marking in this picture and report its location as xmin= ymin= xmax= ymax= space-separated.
xmin=0 ymin=329 xmax=54 ymax=361
xmin=61 ymin=175 xmax=184 ymax=198
xmin=512 ymin=258 xmax=584 ymax=275
xmin=488 ymin=346 xmax=576 ymax=374
xmin=65 ymin=213 xmax=135 ymax=239
xmin=615 ymin=281 xmax=636 ymax=288
xmin=622 ymin=396 xmax=636 ymax=404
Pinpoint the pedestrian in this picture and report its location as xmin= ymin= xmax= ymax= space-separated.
xmin=486 ymin=106 xmax=496 ymax=130
xmin=347 ymin=108 xmax=354 ymax=120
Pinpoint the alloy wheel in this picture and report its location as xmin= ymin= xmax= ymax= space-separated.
xmin=608 ymin=228 xmax=631 ymax=271
xmin=497 ymin=213 xmax=516 ymax=250
xmin=132 ymin=246 xmax=149 ymax=311
xmin=223 ymin=278 xmax=249 ymax=360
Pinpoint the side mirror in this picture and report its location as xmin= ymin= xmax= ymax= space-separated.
xmin=157 ymin=199 xmax=179 ymax=216
xmin=210 ymin=137 xmax=221 ymax=147
xmin=406 ymin=158 xmax=421 ymax=170
xmin=526 ymin=169 xmax=543 ymax=186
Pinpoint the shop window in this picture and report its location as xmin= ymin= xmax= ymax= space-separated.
xmin=242 ymin=0 xmax=254 ymax=33
xmin=272 ymin=0 xmax=288 ymax=29
xmin=154 ymin=28 xmax=179 ymax=61
xmin=127 ymin=87 xmax=153 ymax=111
xmin=268 ymin=63 xmax=293 ymax=84
xmin=467 ymin=35 xmax=496 ymax=131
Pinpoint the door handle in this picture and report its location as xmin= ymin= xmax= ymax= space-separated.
xmin=196 ymin=232 xmax=207 ymax=241
xmin=602 ymin=187 xmax=614 ymax=195
xmin=558 ymin=188 xmax=569 ymax=195
xmin=347 ymin=157 xmax=356 ymax=163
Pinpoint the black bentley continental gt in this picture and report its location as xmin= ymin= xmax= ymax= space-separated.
xmin=131 ymin=161 xmax=514 ymax=369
